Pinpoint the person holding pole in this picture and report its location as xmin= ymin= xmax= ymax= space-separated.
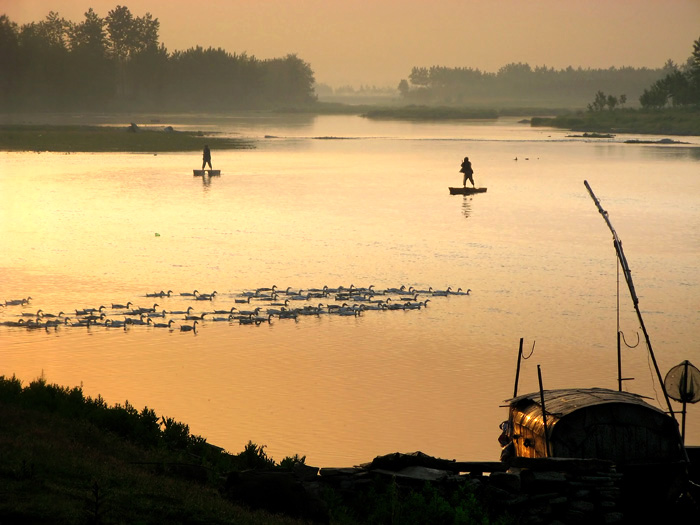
xmin=460 ymin=156 xmax=474 ymax=187
xmin=202 ymin=145 xmax=212 ymax=171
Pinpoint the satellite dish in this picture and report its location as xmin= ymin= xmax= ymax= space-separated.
xmin=664 ymin=360 xmax=700 ymax=404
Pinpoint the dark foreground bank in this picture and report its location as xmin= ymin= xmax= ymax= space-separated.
xmin=2 ymin=375 xmax=697 ymax=524
xmin=0 ymin=375 xmax=510 ymax=524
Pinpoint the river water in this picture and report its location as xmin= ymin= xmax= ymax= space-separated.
xmin=1 ymin=114 xmax=699 ymax=467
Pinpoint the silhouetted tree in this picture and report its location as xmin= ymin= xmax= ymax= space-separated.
xmin=70 ymin=8 xmax=107 ymax=56
xmin=17 ymin=12 xmax=72 ymax=109
xmin=689 ymin=36 xmax=700 ymax=96
xmin=68 ymin=9 xmax=112 ymax=108
xmin=106 ymin=5 xmax=159 ymax=99
xmin=260 ymin=54 xmax=316 ymax=105
xmin=639 ymin=83 xmax=668 ymax=109
xmin=639 ymin=36 xmax=700 ymax=109
xmin=0 ymin=15 xmax=20 ymax=105
xmin=587 ymin=90 xmax=607 ymax=112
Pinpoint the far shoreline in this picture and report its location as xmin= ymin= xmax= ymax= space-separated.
xmin=0 ymin=123 xmax=255 ymax=153
xmin=1 ymin=104 xmax=699 ymax=153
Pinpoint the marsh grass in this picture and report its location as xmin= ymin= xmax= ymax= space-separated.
xmin=362 ymin=105 xmax=499 ymax=120
xmin=531 ymin=107 xmax=700 ymax=135
xmin=0 ymin=124 xmax=254 ymax=152
xmin=284 ymin=102 xmax=570 ymax=119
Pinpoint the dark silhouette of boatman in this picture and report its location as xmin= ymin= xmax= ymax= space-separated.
xmin=460 ymin=156 xmax=474 ymax=187
xmin=202 ymin=145 xmax=212 ymax=170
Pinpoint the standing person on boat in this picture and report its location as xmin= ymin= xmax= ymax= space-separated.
xmin=460 ymin=156 xmax=474 ymax=187
xmin=202 ymin=145 xmax=212 ymax=171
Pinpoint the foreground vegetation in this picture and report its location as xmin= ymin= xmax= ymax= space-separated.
xmin=0 ymin=375 xmax=306 ymax=524
xmin=0 ymin=124 xmax=254 ymax=152
xmin=0 ymin=375 xmax=507 ymax=524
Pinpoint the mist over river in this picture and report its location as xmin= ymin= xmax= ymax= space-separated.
xmin=1 ymin=115 xmax=699 ymax=466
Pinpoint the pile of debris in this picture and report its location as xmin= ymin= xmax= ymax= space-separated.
xmin=223 ymin=451 xmax=631 ymax=524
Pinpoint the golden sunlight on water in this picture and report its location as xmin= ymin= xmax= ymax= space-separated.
xmin=1 ymin=116 xmax=699 ymax=466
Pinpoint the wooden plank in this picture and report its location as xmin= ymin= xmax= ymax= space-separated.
xmin=506 ymin=457 xmax=614 ymax=471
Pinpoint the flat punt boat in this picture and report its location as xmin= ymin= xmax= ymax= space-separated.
xmin=449 ymin=186 xmax=487 ymax=195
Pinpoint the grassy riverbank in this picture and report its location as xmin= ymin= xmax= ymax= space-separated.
xmin=0 ymin=124 xmax=254 ymax=153
xmin=308 ymin=103 xmax=700 ymax=135
xmin=0 ymin=375 xmax=310 ymax=524
xmin=290 ymin=103 xmax=568 ymax=119
xmin=531 ymin=107 xmax=700 ymax=136
xmin=362 ymin=106 xmax=499 ymax=120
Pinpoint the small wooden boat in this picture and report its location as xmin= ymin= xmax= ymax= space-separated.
xmin=193 ymin=169 xmax=221 ymax=176
xmin=448 ymin=186 xmax=487 ymax=195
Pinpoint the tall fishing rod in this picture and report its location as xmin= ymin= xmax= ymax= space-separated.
xmin=584 ymin=180 xmax=676 ymax=421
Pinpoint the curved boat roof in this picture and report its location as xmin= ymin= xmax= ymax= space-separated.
xmin=506 ymin=387 xmax=664 ymax=420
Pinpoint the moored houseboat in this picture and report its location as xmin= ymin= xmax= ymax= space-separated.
xmin=501 ymin=386 xmax=691 ymax=519
xmin=505 ymin=387 xmax=685 ymax=463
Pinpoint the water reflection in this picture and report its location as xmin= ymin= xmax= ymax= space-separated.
xmin=195 ymin=172 xmax=219 ymax=192
xmin=461 ymin=196 xmax=473 ymax=219
xmin=642 ymin=145 xmax=700 ymax=161
xmin=2 ymin=115 xmax=699 ymax=467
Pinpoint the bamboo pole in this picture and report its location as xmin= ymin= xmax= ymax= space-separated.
xmin=584 ymin=181 xmax=676 ymax=421
xmin=682 ymin=360 xmax=688 ymax=444
xmin=513 ymin=337 xmax=524 ymax=398
xmin=537 ymin=365 xmax=549 ymax=457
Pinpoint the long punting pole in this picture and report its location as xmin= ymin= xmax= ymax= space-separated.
xmin=583 ymin=181 xmax=676 ymax=421
xmin=681 ymin=360 xmax=689 ymax=444
xmin=513 ymin=337 xmax=524 ymax=398
xmin=537 ymin=365 xmax=550 ymax=457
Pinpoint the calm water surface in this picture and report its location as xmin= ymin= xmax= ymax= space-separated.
xmin=1 ymin=115 xmax=699 ymax=466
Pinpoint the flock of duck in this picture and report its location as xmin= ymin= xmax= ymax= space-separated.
xmin=1 ymin=285 xmax=471 ymax=333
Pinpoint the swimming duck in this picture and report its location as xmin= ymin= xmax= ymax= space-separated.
xmin=169 ymin=306 xmax=194 ymax=315
xmin=111 ymin=302 xmax=132 ymax=310
xmin=149 ymin=319 xmax=175 ymax=328
xmin=180 ymin=320 xmax=198 ymax=332
xmin=212 ymin=306 xmax=237 ymax=315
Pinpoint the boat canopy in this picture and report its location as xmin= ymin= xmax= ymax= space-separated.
xmin=505 ymin=387 xmax=684 ymax=463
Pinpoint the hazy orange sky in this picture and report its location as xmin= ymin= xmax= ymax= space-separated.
xmin=2 ymin=0 xmax=699 ymax=87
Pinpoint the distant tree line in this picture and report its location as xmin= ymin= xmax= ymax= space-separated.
xmin=398 ymin=62 xmax=672 ymax=108
xmin=0 ymin=6 xmax=317 ymax=112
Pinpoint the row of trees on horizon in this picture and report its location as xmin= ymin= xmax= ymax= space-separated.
xmin=397 ymin=53 xmax=698 ymax=108
xmin=1 ymin=6 xmax=698 ymax=113
xmin=0 ymin=7 xmax=317 ymax=112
